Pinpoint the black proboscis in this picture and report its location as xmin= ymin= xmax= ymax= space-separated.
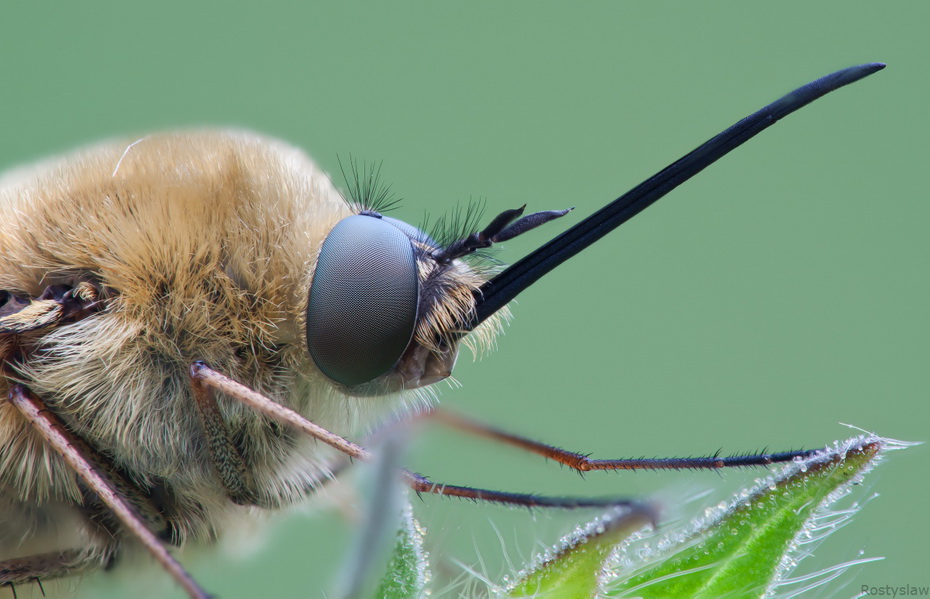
xmin=469 ymin=63 xmax=885 ymax=328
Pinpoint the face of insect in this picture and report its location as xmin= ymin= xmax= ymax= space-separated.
xmin=305 ymin=212 xmax=485 ymax=396
xmin=303 ymin=199 xmax=570 ymax=396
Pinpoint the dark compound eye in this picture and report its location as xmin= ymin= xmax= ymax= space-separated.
xmin=306 ymin=214 xmax=419 ymax=386
xmin=380 ymin=216 xmax=437 ymax=248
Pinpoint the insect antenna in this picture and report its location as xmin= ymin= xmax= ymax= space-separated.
xmin=432 ymin=204 xmax=573 ymax=264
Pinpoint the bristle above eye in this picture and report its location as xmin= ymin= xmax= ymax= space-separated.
xmin=336 ymin=155 xmax=402 ymax=213
xmin=423 ymin=198 xmax=487 ymax=249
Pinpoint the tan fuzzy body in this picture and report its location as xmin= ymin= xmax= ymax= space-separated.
xmin=0 ymin=131 xmax=458 ymax=566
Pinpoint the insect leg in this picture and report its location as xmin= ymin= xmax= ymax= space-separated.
xmin=6 ymin=386 xmax=211 ymax=599
xmin=190 ymin=373 xmax=256 ymax=505
xmin=190 ymin=362 xmax=370 ymax=461
xmin=0 ymin=283 xmax=103 ymax=335
xmin=400 ymin=470 xmax=648 ymax=511
xmin=1 ymin=548 xmax=113 ymax=592
xmin=428 ymin=409 xmax=820 ymax=471
xmin=0 ymin=473 xmax=161 ymax=592
xmin=190 ymin=363 xmax=653 ymax=512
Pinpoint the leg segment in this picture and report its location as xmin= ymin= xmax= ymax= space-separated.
xmin=402 ymin=470 xmax=643 ymax=510
xmin=1 ymin=548 xmax=111 ymax=589
xmin=190 ymin=362 xmax=369 ymax=461
xmin=7 ymin=386 xmax=210 ymax=599
xmin=429 ymin=409 xmax=821 ymax=471
xmin=190 ymin=373 xmax=256 ymax=505
xmin=190 ymin=363 xmax=648 ymax=511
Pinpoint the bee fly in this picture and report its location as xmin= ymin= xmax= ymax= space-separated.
xmin=0 ymin=63 xmax=884 ymax=598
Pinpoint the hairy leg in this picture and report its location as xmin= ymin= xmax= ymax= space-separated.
xmin=427 ymin=409 xmax=821 ymax=471
xmin=0 ymin=546 xmax=113 ymax=590
xmin=7 ymin=386 xmax=209 ymax=599
xmin=190 ymin=362 xmax=649 ymax=512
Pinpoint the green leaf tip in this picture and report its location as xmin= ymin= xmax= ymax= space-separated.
xmin=504 ymin=503 xmax=656 ymax=599
xmin=374 ymin=503 xmax=431 ymax=599
xmin=606 ymin=434 xmax=906 ymax=598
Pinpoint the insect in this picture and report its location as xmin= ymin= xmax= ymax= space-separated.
xmin=0 ymin=63 xmax=883 ymax=598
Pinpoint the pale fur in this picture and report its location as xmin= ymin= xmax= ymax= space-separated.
xmin=0 ymin=131 xmax=498 ymax=568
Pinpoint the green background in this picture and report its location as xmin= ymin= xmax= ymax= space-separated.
xmin=1 ymin=3 xmax=926 ymax=597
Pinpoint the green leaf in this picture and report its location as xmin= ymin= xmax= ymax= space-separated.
xmin=334 ymin=427 xmax=429 ymax=599
xmin=607 ymin=435 xmax=893 ymax=598
xmin=374 ymin=503 xmax=430 ymax=599
xmin=504 ymin=505 xmax=656 ymax=599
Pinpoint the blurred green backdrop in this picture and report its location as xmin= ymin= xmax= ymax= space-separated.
xmin=0 ymin=3 xmax=926 ymax=598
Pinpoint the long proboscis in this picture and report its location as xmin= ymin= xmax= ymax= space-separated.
xmin=468 ymin=62 xmax=885 ymax=329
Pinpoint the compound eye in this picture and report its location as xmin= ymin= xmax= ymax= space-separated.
xmin=306 ymin=215 xmax=419 ymax=386
xmin=380 ymin=216 xmax=437 ymax=248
